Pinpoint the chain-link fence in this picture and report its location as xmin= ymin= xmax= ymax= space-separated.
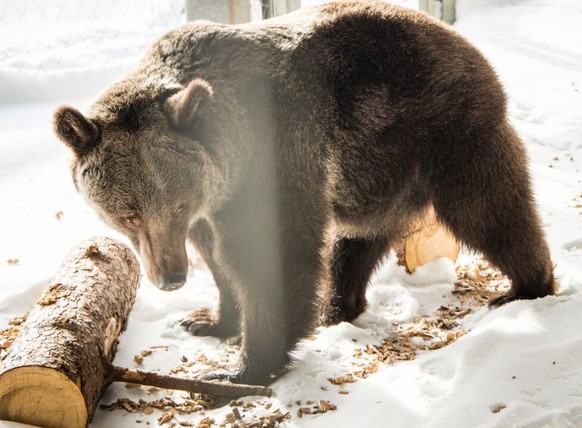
xmin=0 ymin=0 xmax=421 ymax=76
xmin=0 ymin=0 xmax=418 ymax=103
xmin=0 ymin=0 xmax=187 ymax=74
xmin=0 ymin=0 xmax=307 ymax=75
xmin=0 ymin=0 xmax=312 ymax=102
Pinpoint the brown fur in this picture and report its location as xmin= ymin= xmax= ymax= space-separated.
xmin=53 ymin=0 xmax=555 ymax=385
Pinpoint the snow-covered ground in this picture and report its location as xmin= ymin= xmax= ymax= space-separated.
xmin=1 ymin=0 xmax=582 ymax=427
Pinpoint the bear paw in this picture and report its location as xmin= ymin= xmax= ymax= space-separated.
xmin=179 ymin=308 xmax=239 ymax=339
xmin=203 ymin=368 xmax=272 ymax=386
xmin=322 ymin=304 xmax=366 ymax=326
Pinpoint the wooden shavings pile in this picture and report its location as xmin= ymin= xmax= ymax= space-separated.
xmin=454 ymin=256 xmax=510 ymax=304
xmin=171 ymin=351 xmax=235 ymax=376
xmin=100 ymin=254 xmax=508 ymax=426
xmin=101 ymin=394 xmax=218 ymax=426
xmin=329 ymin=255 xmax=507 ymax=388
xmin=329 ymin=309 xmax=466 ymax=386
xmin=102 ymin=395 xmax=293 ymax=428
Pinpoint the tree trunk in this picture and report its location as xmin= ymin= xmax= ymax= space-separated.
xmin=0 ymin=237 xmax=140 ymax=428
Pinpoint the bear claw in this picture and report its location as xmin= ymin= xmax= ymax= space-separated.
xmin=489 ymin=294 xmax=519 ymax=308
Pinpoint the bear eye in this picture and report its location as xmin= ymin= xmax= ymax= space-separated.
xmin=175 ymin=204 xmax=186 ymax=215
xmin=123 ymin=215 xmax=142 ymax=228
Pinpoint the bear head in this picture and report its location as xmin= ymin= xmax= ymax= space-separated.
xmin=53 ymin=78 xmax=215 ymax=291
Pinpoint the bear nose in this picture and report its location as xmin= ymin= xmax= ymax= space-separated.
xmin=156 ymin=274 xmax=186 ymax=291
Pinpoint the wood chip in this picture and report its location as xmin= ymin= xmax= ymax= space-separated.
xmin=492 ymin=405 xmax=507 ymax=414
xmin=297 ymin=407 xmax=311 ymax=417
xmin=232 ymin=407 xmax=242 ymax=419
xmin=328 ymin=373 xmax=356 ymax=385
xmin=197 ymin=417 xmax=215 ymax=427
xmin=122 ymin=370 xmax=145 ymax=382
xmin=84 ymin=243 xmax=100 ymax=257
xmin=37 ymin=283 xmax=70 ymax=306
xmin=317 ymin=400 xmax=337 ymax=412
xmin=157 ymin=412 xmax=174 ymax=425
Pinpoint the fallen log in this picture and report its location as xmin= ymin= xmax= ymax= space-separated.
xmin=0 ymin=237 xmax=270 ymax=428
xmin=0 ymin=237 xmax=141 ymax=428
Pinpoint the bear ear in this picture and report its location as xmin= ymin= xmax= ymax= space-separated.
xmin=53 ymin=106 xmax=100 ymax=157
xmin=166 ymin=78 xmax=213 ymax=129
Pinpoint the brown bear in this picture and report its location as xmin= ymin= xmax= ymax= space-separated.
xmin=53 ymin=0 xmax=555 ymax=385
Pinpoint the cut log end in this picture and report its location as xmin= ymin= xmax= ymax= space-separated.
xmin=0 ymin=367 xmax=87 ymax=428
xmin=405 ymin=223 xmax=460 ymax=273
xmin=397 ymin=207 xmax=460 ymax=273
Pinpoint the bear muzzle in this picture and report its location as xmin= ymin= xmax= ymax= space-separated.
xmin=156 ymin=273 xmax=187 ymax=291
xmin=138 ymin=229 xmax=189 ymax=292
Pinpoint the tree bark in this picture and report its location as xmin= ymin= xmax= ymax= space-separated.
xmin=0 ymin=237 xmax=140 ymax=428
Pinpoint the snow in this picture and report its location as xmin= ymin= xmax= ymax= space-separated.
xmin=1 ymin=0 xmax=582 ymax=427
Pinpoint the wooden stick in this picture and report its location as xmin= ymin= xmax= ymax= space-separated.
xmin=108 ymin=365 xmax=272 ymax=398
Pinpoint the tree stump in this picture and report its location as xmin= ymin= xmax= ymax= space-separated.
xmin=0 ymin=237 xmax=140 ymax=428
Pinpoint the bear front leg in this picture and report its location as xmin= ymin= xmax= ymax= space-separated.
xmin=182 ymin=219 xmax=241 ymax=339
xmin=211 ymin=202 xmax=325 ymax=385
xmin=215 ymin=253 xmax=324 ymax=385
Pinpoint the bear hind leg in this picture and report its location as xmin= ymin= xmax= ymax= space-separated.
xmin=432 ymin=122 xmax=555 ymax=306
xmin=325 ymin=236 xmax=390 ymax=324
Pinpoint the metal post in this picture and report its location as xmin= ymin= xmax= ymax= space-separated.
xmin=262 ymin=0 xmax=274 ymax=19
xmin=185 ymin=0 xmax=251 ymax=24
xmin=419 ymin=0 xmax=437 ymax=18
xmin=272 ymin=0 xmax=301 ymax=16
xmin=228 ymin=0 xmax=251 ymax=23
xmin=441 ymin=0 xmax=456 ymax=25
xmin=263 ymin=0 xmax=300 ymax=19
xmin=419 ymin=0 xmax=456 ymax=24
